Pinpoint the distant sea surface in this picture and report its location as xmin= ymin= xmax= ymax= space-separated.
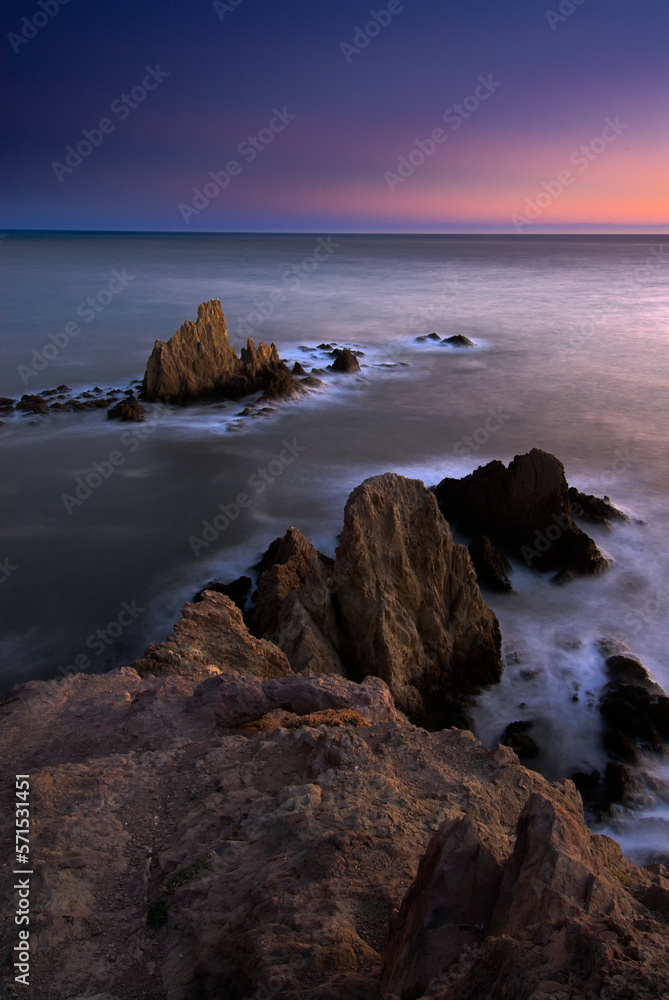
xmin=1 ymin=232 xmax=668 ymax=858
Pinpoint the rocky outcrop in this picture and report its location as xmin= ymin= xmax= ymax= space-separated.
xmin=434 ymin=448 xmax=609 ymax=581
xmin=383 ymin=786 xmax=669 ymax=1000
xmin=130 ymin=590 xmax=292 ymax=681
xmin=600 ymin=654 xmax=669 ymax=761
xmin=143 ymin=299 xmax=293 ymax=403
xmin=442 ymin=334 xmax=476 ymax=347
xmin=3 ymin=585 xmax=669 ymax=999
xmin=330 ymin=347 xmax=361 ymax=373
xmin=333 ymin=474 xmax=502 ymax=725
xmin=252 ymin=527 xmax=345 ymax=676
xmin=468 ymin=535 xmax=513 ymax=592
xmin=570 ymin=485 xmax=629 ymax=524
xmin=107 ymin=391 xmax=146 ymax=421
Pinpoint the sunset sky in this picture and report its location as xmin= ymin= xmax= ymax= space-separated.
xmin=2 ymin=0 xmax=668 ymax=232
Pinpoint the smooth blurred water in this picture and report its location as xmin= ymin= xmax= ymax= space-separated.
xmin=1 ymin=232 xmax=669 ymax=856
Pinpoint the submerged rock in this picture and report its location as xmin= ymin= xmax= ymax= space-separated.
xmin=143 ymin=299 xmax=290 ymax=404
xmin=442 ymin=334 xmax=476 ymax=347
xmin=434 ymin=448 xmax=609 ymax=581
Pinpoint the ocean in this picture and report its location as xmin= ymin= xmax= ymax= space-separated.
xmin=1 ymin=231 xmax=668 ymax=860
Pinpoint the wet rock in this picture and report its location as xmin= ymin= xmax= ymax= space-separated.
xmin=258 ymin=367 xmax=299 ymax=402
xmin=468 ymin=535 xmax=513 ymax=592
xmin=317 ymin=342 xmax=334 ymax=350
xmin=301 ymin=375 xmax=326 ymax=389
xmin=569 ymin=486 xmax=628 ymax=524
xmin=599 ymin=656 xmax=669 ymax=758
xmin=334 ymin=474 xmax=502 ymax=726
xmin=329 ymin=348 xmax=361 ymax=373
xmin=292 ymin=361 xmax=308 ymax=375
xmin=107 ymin=393 xmax=146 ymax=422
xmin=415 ymin=332 xmax=442 ymax=342
xmin=501 ymin=720 xmax=540 ymax=761
xmin=0 ymin=397 xmax=16 ymax=409
xmin=434 ymin=448 xmax=609 ymax=581
xmin=17 ymin=394 xmax=48 ymax=415
xmin=441 ymin=334 xmax=476 ymax=347
xmin=143 ymin=299 xmax=290 ymax=404
xmin=604 ymin=761 xmax=636 ymax=806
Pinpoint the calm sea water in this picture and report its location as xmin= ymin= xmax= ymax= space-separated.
xmin=1 ymin=232 xmax=668 ymax=858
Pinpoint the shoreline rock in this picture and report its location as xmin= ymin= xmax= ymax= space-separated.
xmin=434 ymin=448 xmax=610 ymax=581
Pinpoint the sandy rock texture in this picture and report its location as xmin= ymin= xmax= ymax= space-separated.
xmin=143 ymin=300 xmax=292 ymax=404
xmin=2 ymin=589 xmax=669 ymax=1000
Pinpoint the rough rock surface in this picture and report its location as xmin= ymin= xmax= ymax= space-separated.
xmin=3 ymin=649 xmax=669 ymax=1000
xmin=467 ymin=535 xmax=513 ymax=593
xmin=330 ymin=348 xmax=361 ymax=373
xmin=441 ymin=334 xmax=476 ymax=347
xmin=333 ymin=474 xmax=502 ymax=725
xmin=252 ymin=527 xmax=345 ymax=677
xmin=569 ymin=485 xmax=628 ymax=524
xmin=434 ymin=448 xmax=609 ymax=580
xmin=384 ymin=788 xmax=669 ymax=1000
xmin=143 ymin=300 xmax=290 ymax=404
xmin=107 ymin=392 xmax=146 ymax=422
xmin=130 ymin=590 xmax=292 ymax=682
xmin=3 ymin=586 xmax=669 ymax=999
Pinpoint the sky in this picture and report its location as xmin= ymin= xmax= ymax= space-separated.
xmin=2 ymin=0 xmax=668 ymax=233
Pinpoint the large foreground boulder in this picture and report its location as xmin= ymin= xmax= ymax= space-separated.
xmin=434 ymin=448 xmax=609 ymax=580
xmin=334 ymin=474 xmax=502 ymax=725
xmin=143 ymin=299 xmax=293 ymax=403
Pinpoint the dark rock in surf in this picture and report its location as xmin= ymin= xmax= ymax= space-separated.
xmin=569 ymin=486 xmax=628 ymax=524
xmin=329 ymin=348 xmax=361 ymax=373
xmin=502 ymin=720 xmax=540 ymax=761
xmin=258 ymin=367 xmax=299 ymax=402
xmin=292 ymin=361 xmax=308 ymax=376
xmin=415 ymin=332 xmax=442 ymax=342
xmin=434 ymin=448 xmax=608 ymax=581
xmin=107 ymin=393 xmax=146 ymax=422
xmin=599 ymin=655 xmax=669 ymax=760
xmin=442 ymin=334 xmax=476 ymax=347
xmin=17 ymin=394 xmax=48 ymax=415
xmin=468 ymin=535 xmax=513 ymax=592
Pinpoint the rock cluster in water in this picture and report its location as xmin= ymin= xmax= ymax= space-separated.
xmin=434 ymin=448 xmax=610 ymax=582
